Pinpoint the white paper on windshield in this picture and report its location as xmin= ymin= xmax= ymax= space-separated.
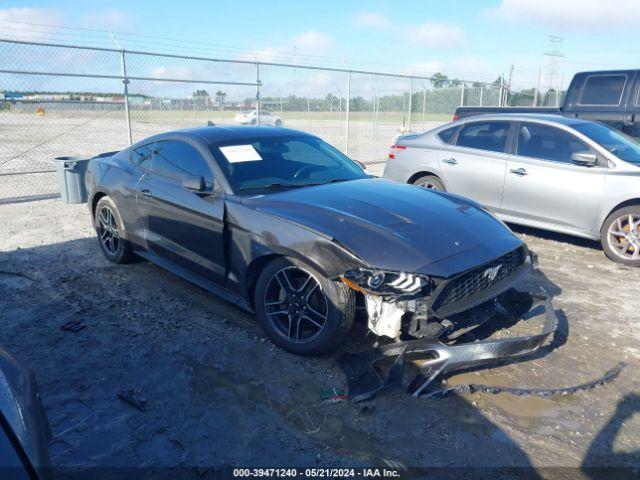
xmin=220 ymin=145 xmax=262 ymax=163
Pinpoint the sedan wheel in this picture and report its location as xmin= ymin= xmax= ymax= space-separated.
xmin=412 ymin=175 xmax=445 ymax=192
xmin=264 ymin=266 xmax=328 ymax=344
xmin=602 ymin=206 xmax=640 ymax=266
xmin=254 ymin=257 xmax=355 ymax=355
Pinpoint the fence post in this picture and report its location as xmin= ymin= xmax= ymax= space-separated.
xmin=119 ymin=49 xmax=132 ymax=146
xmin=479 ymin=84 xmax=483 ymax=106
xmin=407 ymin=77 xmax=413 ymax=132
xmin=422 ymin=85 xmax=427 ymax=131
xmin=460 ymin=82 xmax=465 ymax=107
xmin=345 ymin=69 xmax=351 ymax=155
xmin=256 ymin=62 xmax=261 ymax=124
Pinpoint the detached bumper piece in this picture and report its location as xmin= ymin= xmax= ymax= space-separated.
xmin=338 ymin=289 xmax=557 ymax=402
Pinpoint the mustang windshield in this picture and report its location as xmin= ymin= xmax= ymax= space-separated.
xmin=574 ymin=122 xmax=640 ymax=165
xmin=212 ymin=135 xmax=368 ymax=194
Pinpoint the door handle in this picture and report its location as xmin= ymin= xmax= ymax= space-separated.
xmin=442 ymin=158 xmax=458 ymax=165
xmin=137 ymin=188 xmax=153 ymax=197
xmin=509 ymin=168 xmax=528 ymax=176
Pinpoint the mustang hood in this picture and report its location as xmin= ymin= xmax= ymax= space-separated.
xmin=244 ymin=178 xmax=523 ymax=277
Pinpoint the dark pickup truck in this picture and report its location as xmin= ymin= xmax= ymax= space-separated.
xmin=454 ymin=70 xmax=640 ymax=138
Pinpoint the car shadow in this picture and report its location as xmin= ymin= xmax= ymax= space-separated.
xmin=582 ymin=393 xmax=640 ymax=480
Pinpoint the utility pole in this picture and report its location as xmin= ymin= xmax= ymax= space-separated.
xmin=501 ymin=64 xmax=514 ymax=107
xmin=544 ymin=35 xmax=565 ymax=106
xmin=533 ymin=69 xmax=542 ymax=106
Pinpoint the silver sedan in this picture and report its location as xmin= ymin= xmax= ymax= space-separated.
xmin=383 ymin=114 xmax=640 ymax=266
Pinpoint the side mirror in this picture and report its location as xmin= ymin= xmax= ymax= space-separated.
xmin=182 ymin=175 xmax=205 ymax=192
xmin=571 ymin=152 xmax=598 ymax=166
xmin=353 ymin=159 xmax=366 ymax=170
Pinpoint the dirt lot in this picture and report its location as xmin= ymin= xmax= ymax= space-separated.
xmin=1 ymin=181 xmax=640 ymax=478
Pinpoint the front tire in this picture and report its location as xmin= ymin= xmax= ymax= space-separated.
xmin=601 ymin=205 xmax=640 ymax=266
xmin=95 ymin=196 xmax=134 ymax=264
xmin=275 ymin=119 xmax=282 ymax=126
xmin=412 ymin=174 xmax=445 ymax=192
xmin=254 ymin=257 xmax=355 ymax=355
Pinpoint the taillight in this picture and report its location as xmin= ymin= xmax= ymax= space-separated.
xmin=388 ymin=144 xmax=406 ymax=159
xmin=453 ymin=113 xmax=459 ymax=121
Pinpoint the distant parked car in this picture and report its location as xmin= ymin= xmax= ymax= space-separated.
xmin=384 ymin=114 xmax=640 ymax=266
xmin=234 ymin=110 xmax=282 ymax=126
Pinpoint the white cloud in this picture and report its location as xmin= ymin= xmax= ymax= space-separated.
xmin=407 ymin=22 xmax=465 ymax=48
xmin=449 ymin=57 xmax=491 ymax=77
xmin=406 ymin=61 xmax=442 ymax=76
xmin=240 ymin=47 xmax=282 ymax=63
xmin=491 ymin=0 xmax=640 ymax=28
xmin=293 ymin=31 xmax=333 ymax=56
xmin=0 ymin=7 xmax=64 ymax=41
xmin=83 ymin=9 xmax=132 ymax=31
xmin=355 ymin=12 xmax=390 ymax=30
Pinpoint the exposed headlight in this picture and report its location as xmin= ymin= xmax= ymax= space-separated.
xmin=340 ymin=268 xmax=431 ymax=296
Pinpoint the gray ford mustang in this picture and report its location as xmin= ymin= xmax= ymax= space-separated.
xmin=86 ymin=125 xmax=556 ymax=396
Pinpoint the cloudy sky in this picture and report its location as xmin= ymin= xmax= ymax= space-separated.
xmin=1 ymin=0 xmax=639 ymax=89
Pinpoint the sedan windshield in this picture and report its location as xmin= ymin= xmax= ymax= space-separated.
xmin=574 ymin=122 xmax=640 ymax=165
xmin=211 ymin=135 xmax=368 ymax=194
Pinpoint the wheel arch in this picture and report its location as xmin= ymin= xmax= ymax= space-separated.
xmin=244 ymin=250 xmax=336 ymax=305
xmin=407 ymin=170 xmax=446 ymax=188
xmin=90 ymin=190 xmax=108 ymax=222
xmin=601 ymin=198 xmax=640 ymax=233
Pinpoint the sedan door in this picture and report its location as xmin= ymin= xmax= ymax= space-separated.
xmin=500 ymin=122 xmax=606 ymax=236
xmin=438 ymin=120 xmax=511 ymax=212
xmin=136 ymin=140 xmax=226 ymax=283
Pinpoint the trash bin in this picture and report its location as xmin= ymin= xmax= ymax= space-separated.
xmin=52 ymin=156 xmax=90 ymax=204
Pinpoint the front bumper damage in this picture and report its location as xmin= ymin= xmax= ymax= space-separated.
xmin=338 ymin=289 xmax=557 ymax=401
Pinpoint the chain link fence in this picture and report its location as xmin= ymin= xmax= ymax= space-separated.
xmin=1 ymin=38 xmax=508 ymax=203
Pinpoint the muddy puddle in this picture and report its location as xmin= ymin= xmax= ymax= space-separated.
xmin=444 ymin=369 xmax=579 ymax=429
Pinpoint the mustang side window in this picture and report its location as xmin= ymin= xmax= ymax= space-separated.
xmin=132 ymin=143 xmax=154 ymax=168
xmin=517 ymin=123 xmax=591 ymax=164
xmin=456 ymin=121 xmax=510 ymax=153
xmin=151 ymin=140 xmax=214 ymax=187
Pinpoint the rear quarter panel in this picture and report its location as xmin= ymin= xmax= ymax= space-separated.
xmin=87 ymin=151 xmax=145 ymax=245
xmin=383 ymin=134 xmax=444 ymax=185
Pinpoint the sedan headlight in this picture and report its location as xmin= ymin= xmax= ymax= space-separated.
xmin=340 ymin=268 xmax=431 ymax=297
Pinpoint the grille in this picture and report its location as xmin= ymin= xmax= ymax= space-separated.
xmin=432 ymin=247 xmax=525 ymax=313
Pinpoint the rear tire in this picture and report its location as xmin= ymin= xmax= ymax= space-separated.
xmin=275 ymin=119 xmax=282 ymax=126
xmin=254 ymin=257 xmax=355 ymax=355
xmin=95 ymin=196 xmax=134 ymax=264
xmin=412 ymin=174 xmax=445 ymax=192
xmin=601 ymin=205 xmax=640 ymax=267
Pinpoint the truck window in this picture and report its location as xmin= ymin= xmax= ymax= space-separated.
xmin=579 ymin=74 xmax=627 ymax=106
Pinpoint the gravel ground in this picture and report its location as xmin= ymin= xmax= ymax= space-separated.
xmin=1 ymin=186 xmax=639 ymax=479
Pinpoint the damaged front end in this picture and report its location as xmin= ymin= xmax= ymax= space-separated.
xmin=336 ymin=246 xmax=558 ymax=401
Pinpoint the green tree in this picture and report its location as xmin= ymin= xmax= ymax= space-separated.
xmin=431 ymin=72 xmax=449 ymax=89
xmin=215 ymin=90 xmax=227 ymax=108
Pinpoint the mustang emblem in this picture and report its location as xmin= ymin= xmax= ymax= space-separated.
xmin=483 ymin=265 xmax=502 ymax=282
